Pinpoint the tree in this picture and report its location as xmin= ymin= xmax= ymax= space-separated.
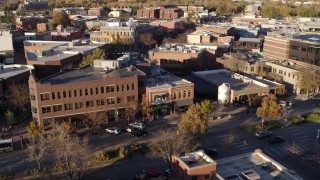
xmin=27 ymin=121 xmax=42 ymax=137
xmin=149 ymin=128 xmax=200 ymax=168
xmin=221 ymin=129 xmax=238 ymax=146
xmin=82 ymin=111 xmax=106 ymax=133
xmin=52 ymin=12 xmax=71 ymax=28
xmin=79 ymin=48 xmax=106 ymax=68
xmin=50 ymin=135 xmax=91 ymax=180
xmin=298 ymin=68 xmax=320 ymax=97
xmin=140 ymin=95 xmax=152 ymax=121
xmin=4 ymin=110 xmax=15 ymax=127
xmin=16 ymin=4 xmax=25 ymax=16
xmin=27 ymin=134 xmax=50 ymax=170
xmin=60 ymin=120 xmax=77 ymax=137
xmin=6 ymin=82 xmax=29 ymax=113
xmin=124 ymin=106 xmax=136 ymax=124
xmin=256 ymin=94 xmax=282 ymax=129
xmin=139 ymin=32 xmax=156 ymax=47
xmin=178 ymin=100 xmax=213 ymax=135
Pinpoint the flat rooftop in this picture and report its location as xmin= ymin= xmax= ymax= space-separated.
xmin=216 ymin=149 xmax=302 ymax=180
xmin=26 ymin=51 xmax=79 ymax=62
xmin=178 ymin=150 xmax=216 ymax=168
xmin=154 ymin=44 xmax=206 ymax=54
xmin=192 ymin=69 xmax=269 ymax=91
xmin=39 ymin=66 xmax=145 ymax=85
xmin=0 ymin=64 xmax=34 ymax=79
xmin=189 ymin=30 xmax=222 ymax=36
xmin=147 ymin=74 xmax=193 ymax=89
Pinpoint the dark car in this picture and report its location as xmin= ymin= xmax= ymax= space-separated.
xmin=268 ymin=136 xmax=285 ymax=144
xmin=204 ymin=148 xmax=218 ymax=158
xmin=132 ymin=130 xmax=147 ymax=137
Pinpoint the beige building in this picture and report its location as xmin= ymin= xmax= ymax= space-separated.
xmin=187 ymin=30 xmax=233 ymax=44
xmin=90 ymin=26 xmax=135 ymax=43
xmin=264 ymin=35 xmax=290 ymax=60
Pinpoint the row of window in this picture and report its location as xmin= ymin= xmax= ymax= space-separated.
xmin=173 ymin=90 xmax=192 ymax=99
xmin=160 ymin=59 xmax=194 ymax=65
xmin=38 ymin=96 xmax=136 ymax=114
xmin=291 ymin=45 xmax=320 ymax=54
xmin=272 ymin=68 xmax=299 ymax=80
xmin=101 ymin=31 xmax=133 ymax=37
xmin=38 ymin=84 xmax=135 ymax=101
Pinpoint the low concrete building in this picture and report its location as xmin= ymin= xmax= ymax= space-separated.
xmin=191 ymin=69 xmax=285 ymax=104
xmin=0 ymin=30 xmax=14 ymax=64
xmin=187 ymin=30 xmax=233 ymax=44
xmin=172 ymin=150 xmax=216 ymax=180
xmin=196 ymin=24 xmax=236 ymax=36
xmin=0 ymin=64 xmax=34 ymax=97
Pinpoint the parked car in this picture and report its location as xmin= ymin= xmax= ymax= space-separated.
xmin=241 ymin=170 xmax=260 ymax=180
xmin=126 ymin=126 xmax=140 ymax=133
xmin=286 ymin=101 xmax=294 ymax=106
xmin=279 ymin=101 xmax=287 ymax=107
xmin=129 ymin=122 xmax=145 ymax=130
xmin=204 ymin=148 xmax=218 ymax=158
xmin=132 ymin=129 xmax=147 ymax=137
xmin=268 ymin=136 xmax=285 ymax=144
xmin=255 ymin=130 xmax=272 ymax=138
xmin=106 ymin=128 xmax=121 ymax=135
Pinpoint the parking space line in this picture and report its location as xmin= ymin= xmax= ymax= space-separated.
xmin=263 ymin=149 xmax=276 ymax=157
xmin=296 ymin=135 xmax=309 ymax=139
xmin=292 ymin=132 xmax=306 ymax=136
xmin=240 ymin=146 xmax=255 ymax=150
xmin=269 ymin=148 xmax=282 ymax=155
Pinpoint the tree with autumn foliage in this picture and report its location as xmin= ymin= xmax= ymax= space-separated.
xmin=256 ymin=94 xmax=282 ymax=129
xmin=27 ymin=121 xmax=42 ymax=137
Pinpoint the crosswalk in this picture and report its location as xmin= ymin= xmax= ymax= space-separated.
xmin=263 ymin=143 xmax=311 ymax=157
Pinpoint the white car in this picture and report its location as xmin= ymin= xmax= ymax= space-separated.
xmin=255 ymin=130 xmax=272 ymax=138
xmin=106 ymin=128 xmax=121 ymax=135
xmin=129 ymin=122 xmax=145 ymax=130
xmin=126 ymin=126 xmax=140 ymax=133
xmin=279 ymin=101 xmax=287 ymax=107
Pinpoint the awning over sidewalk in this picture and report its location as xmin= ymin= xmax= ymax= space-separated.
xmin=174 ymin=99 xmax=194 ymax=107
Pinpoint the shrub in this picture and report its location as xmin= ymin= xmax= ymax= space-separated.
xmin=119 ymin=146 xmax=128 ymax=158
xmin=305 ymin=113 xmax=320 ymax=122
xmin=95 ymin=151 xmax=107 ymax=161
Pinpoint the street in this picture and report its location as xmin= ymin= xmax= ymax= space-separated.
xmin=1 ymin=97 xmax=320 ymax=179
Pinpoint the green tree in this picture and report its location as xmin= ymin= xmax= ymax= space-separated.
xmin=52 ymin=12 xmax=71 ymax=28
xmin=196 ymin=99 xmax=214 ymax=116
xmin=298 ymin=68 xmax=320 ymax=97
xmin=16 ymin=4 xmax=25 ymax=16
xmin=27 ymin=121 xmax=42 ymax=137
xmin=4 ymin=110 xmax=15 ymax=127
xmin=178 ymin=104 xmax=207 ymax=135
xmin=256 ymin=94 xmax=282 ymax=129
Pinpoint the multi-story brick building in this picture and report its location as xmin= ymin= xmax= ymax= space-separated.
xmin=29 ymin=65 xmax=146 ymax=130
xmin=16 ymin=16 xmax=48 ymax=31
xmin=146 ymin=67 xmax=194 ymax=114
xmin=264 ymin=33 xmax=320 ymax=66
xmin=177 ymin=5 xmax=205 ymax=12
xmin=23 ymin=1 xmax=50 ymax=11
xmin=88 ymin=7 xmax=109 ymax=16
xmin=51 ymin=25 xmax=85 ymax=41
xmin=160 ymin=5 xmax=184 ymax=19
xmin=149 ymin=44 xmax=218 ymax=75
xmin=149 ymin=20 xmax=184 ymax=31
xmin=136 ymin=8 xmax=160 ymax=19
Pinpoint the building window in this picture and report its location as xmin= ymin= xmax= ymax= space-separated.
xmin=64 ymin=103 xmax=73 ymax=111
xmin=122 ymin=84 xmax=124 ymax=91
xmin=288 ymin=73 xmax=290 ymax=77
xmin=75 ymin=102 xmax=83 ymax=109
xmin=127 ymin=95 xmax=135 ymax=103
xmin=183 ymin=90 xmax=186 ymax=98
xmin=178 ymin=91 xmax=181 ymax=99
xmin=85 ymin=89 xmax=88 ymax=95
xmin=301 ymin=47 xmax=307 ymax=52
xmin=68 ymin=90 xmax=72 ymax=97
xmin=53 ymin=104 xmax=62 ymax=112
xmin=40 ymin=93 xmax=50 ymax=101
xmin=96 ymin=99 xmax=105 ymax=106
xmin=127 ymin=84 xmax=130 ymax=91
xmin=188 ymin=90 xmax=191 ymax=97
xmin=52 ymin=92 xmax=55 ymax=100
xmin=107 ymin=98 xmax=116 ymax=105
xmin=132 ymin=83 xmax=135 ymax=90
xmin=30 ymin=94 xmax=36 ymax=100
xmin=291 ymin=45 xmax=300 ymax=50
xmin=74 ymin=90 xmax=77 ymax=97
xmin=79 ymin=89 xmax=82 ymax=96
xmin=57 ymin=92 xmax=61 ymax=99
xmin=204 ymin=174 xmax=210 ymax=179
xmin=173 ymin=92 xmax=176 ymax=99
xmin=117 ymin=85 xmax=120 ymax=92
xmin=41 ymin=106 xmax=51 ymax=114
xmin=117 ymin=97 xmax=123 ymax=104
xmin=63 ymin=91 xmax=67 ymax=98
xmin=32 ymin=107 xmax=37 ymax=113
xmin=101 ymin=86 xmax=105 ymax=93
xmin=107 ymin=85 xmax=115 ymax=93
xmin=90 ymin=88 xmax=94 ymax=95
xmin=86 ymin=101 xmax=94 ymax=108
xmin=251 ymin=67 xmax=254 ymax=72
xmin=96 ymin=87 xmax=99 ymax=94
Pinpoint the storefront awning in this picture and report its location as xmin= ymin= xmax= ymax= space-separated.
xmin=174 ymin=99 xmax=194 ymax=107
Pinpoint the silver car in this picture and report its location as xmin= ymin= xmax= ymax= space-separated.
xmin=255 ymin=130 xmax=272 ymax=138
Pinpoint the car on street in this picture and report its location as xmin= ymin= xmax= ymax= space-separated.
xmin=106 ymin=128 xmax=121 ymax=135
xmin=268 ymin=136 xmax=285 ymax=144
xmin=204 ymin=148 xmax=218 ymax=158
xmin=255 ymin=130 xmax=272 ymax=138
xmin=286 ymin=101 xmax=294 ymax=106
xmin=279 ymin=101 xmax=287 ymax=107
xmin=126 ymin=126 xmax=140 ymax=133
xmin=129 ymin=122 xmax=145 ymax=130
xmin=132 ymin=129 xmax=147 ymax=137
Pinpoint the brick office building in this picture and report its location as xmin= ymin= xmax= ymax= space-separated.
xmin=136 ymin=8 xmax=160 ymax=19
xmin=149 ymin=44 xmax=218 ymax=75
xmin=29 ymin=65 xmax=146 ymax=129
xmin=51 ymin=25 xmax=85 ymax=41
xmin=16 ymin=16 xmax=48 ymax=31
xmin=160 ymin=5 xmax=184 ymax=19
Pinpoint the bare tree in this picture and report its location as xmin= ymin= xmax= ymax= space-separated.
xmin=82 ymin=111 xmax=107 ymax=133
xmin=27 ymin=134 xmax=50 ymax=170
xmin=285 ymin=141 xmax=302 ymax=156
xmin=50 ymin=135 xmax=91 ymax=180
xmin=221 ymin=129 xmax=238 ymax=146
xmin=140 ymin=95 xmax=152 ymax=121
xmin=149 ymin=128 xmax=200 ymax=168
xmin=124 ymin=106 xmax=136 ymax=124
xmin=6 ymin=82 xmax=30 ymax=112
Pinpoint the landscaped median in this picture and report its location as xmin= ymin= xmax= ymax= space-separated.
xmin=240 ymin=121 xmax=284 ymax=131
xmin=287 ymin=113 xmax=320 ymax=124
